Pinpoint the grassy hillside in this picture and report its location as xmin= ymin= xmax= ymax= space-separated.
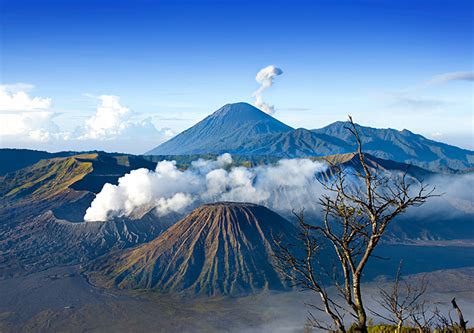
xmin=0 ymin=152 xmax=156 ymax=223
xmin=1 ymin=154 xmax=94 ymax=201
xmin=0 ymin=149 xmax=76 ymax=176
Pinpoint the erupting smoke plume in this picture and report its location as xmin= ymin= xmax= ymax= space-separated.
xmin=84 ymin=154 xmax=327 ymax=222
xmin=253 ymin=65 xmax=283 ymax=115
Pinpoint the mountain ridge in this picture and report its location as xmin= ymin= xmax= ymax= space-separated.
xmin=147 ymin=102 xmax=474 ymax=172
xmin=0 ymin=152 xmax=156 ymax=223
xmin=313 ymin=121 xmax=474 ymax=172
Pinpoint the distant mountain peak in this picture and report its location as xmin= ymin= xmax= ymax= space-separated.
xmin=146 ymin=102 xmax=293 ymax=155
xmin=207 ymin=102 xmax=276 ymax=121
xmin=215 ymin=102 xmax=260 ymax=112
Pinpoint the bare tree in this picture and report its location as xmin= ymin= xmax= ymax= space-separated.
xmin=451 ymin=298 xmax=468 ymax=332
xmin=430 ymin=299 xmax=469 ymax=332
xmin=410 ymin=300 xmax=436 ymax=332
xmin=274 ymin=211 xmax=347 ymax=332
xmin=274 ymin=116 xmax=437 ymax=332
xmin=433 ymin=306 xmax=455 ymax=331
xmin=369 ymin=261 xmax=428 ymax=333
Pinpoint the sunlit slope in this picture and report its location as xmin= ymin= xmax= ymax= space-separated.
xmin=0 ymin=153 xmax=156 ymax=222
xmin=91 ymin=202 xmax=298 ymax=296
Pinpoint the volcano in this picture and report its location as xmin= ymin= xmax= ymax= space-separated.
xmin=145 ymin=102 xmax=293 ymax=155
xmin=90 ymin=202 xmax=298 ymax=296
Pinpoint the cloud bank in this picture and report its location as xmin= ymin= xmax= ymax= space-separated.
xmin=253 ymin=65 xmax=283 ymax=115
xmin=0 ymin=84 xmax=172 ymax=153
xmin=84 ymin=154 xmax=327 ymax=221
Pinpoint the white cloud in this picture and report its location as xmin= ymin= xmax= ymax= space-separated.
xmin=77 ymin=95 xmax=174 ymax=152
xmin=81 ymin=95 xmax=132 ymax=140
xmin=0 ymin=84 xmax=172 ymax=153
xmin=0 ymin=112 xmax=58 ymax=138
xmin=0 ymin=84 xmax=52 ymax=111
xmin=79 ymin=95 xmax=174 ymax=144
xmin=428 ymin=71 xmax=474 ymax=84
xmin=0 ymin=84 xmax=62 ymax=143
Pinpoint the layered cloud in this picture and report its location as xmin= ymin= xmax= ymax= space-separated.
xmin=253 ymin=65 xmax=283 ymax=115
xmin=428 ymin=71 xmax=474 ymax=84
xmin=84 ymin=154 xmax=327 ymax=221
xmin=387 ymin=94 xmax=449 ymax=110
xmin=0 ymin=84 xmax=172 ymax=153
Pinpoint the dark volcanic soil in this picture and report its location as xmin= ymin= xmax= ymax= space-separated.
xmin=0 ymin=265 xmax=309 ymax=333
xmin=1 ymin=265 xmax=474 ymax=333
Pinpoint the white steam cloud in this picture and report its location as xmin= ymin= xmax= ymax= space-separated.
xmin=84 ymin=153 xmax=327 ymax=222
xmin=253 ymin=65 xmax=283 ymax=115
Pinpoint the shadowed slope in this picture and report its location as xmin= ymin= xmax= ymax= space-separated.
xmin=91 ymin=202 xmax=298 ymax=296
xmin=0 ymin=209 xmax=174 ymax=276
xmin=230 ymin=128 xmax=352 ymax=157
xmin=146 ymin=103 xmax=293 ymax=155
xmin=313 ymin=121 xmax=474 ymax=172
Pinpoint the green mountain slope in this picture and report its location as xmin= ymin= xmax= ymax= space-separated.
xmin=0 ymin=152 xmax=156 ymax=223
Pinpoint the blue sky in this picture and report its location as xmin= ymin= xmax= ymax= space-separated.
xmin=0 ymin=0 xmax=472 ymax=153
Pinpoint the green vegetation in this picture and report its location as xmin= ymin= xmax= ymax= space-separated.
xmin=0 ymin=152 xmax=157 ymax=222
xmin=3 ymin=155 xmax=94 ymax=200
xmin=348 ymin=325 xmax=474 ymax=333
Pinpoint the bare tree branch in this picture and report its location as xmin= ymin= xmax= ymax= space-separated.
xmin=273 ymin=116 xmax=437 ymax=332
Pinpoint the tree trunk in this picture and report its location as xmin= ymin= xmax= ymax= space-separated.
xmin=352 ymin=276 xmax=368 ymax=332
xmin=397 ymin=320 xmax=403 ymax=333
xmin=329 ymin=313 xmax=346 ymax=333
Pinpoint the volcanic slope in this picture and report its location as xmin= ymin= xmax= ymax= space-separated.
xmin=146 ymin=102 xmax=293 ymax=155
xmin=0 ymin=152 xmax=156 ymax=223
xmin=0 ymin=152 xmax=172 ymax=276
xmin=91 ymin=202 xmax=299 ymax=296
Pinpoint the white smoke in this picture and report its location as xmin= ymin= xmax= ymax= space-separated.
xmin=253 ymin=65 xmax=283 ymax=115
xmin=84 ymin=153 xmax=327 ymax=222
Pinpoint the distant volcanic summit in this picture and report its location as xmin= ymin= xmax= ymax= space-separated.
xmin=90 ymin=202 xmax=298 ymax=296
xmin=146 ymin=102 xmax=293 ymax=155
